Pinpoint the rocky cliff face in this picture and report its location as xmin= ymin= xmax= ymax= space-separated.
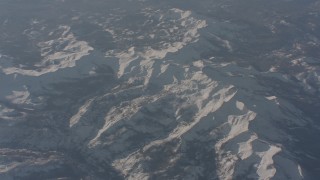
xmin=1 ymin=0 xmax=320 ymax=179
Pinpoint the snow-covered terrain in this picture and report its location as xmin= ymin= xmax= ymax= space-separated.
xmin=0 ymin=0 xmax=320 ymax=179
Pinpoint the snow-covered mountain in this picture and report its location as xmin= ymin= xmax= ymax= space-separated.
xmin=0 ymin=0 xmax=320 ymax=179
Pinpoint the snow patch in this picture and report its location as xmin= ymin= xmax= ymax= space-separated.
xmin=69 ymin=98 xmax=95 ymax=127
xmin=236 ymin=101 xmax=245 ymax=111
xmin=238 ymin=134 xmax=258 ymax=160
xmin=0 ymin=26 xmax=93 ymax=76
xmin=256 ymin=145 xmax=282 ymax=180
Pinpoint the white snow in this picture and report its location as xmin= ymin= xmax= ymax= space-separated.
xmin=236 ymin=101 xmax=245 ymax=111
xmin=0 ymin=26 xmax=93 ymax=76
xmin=5 ymin=90 xmax=31 ymax=105
xmin=256 ymin=145 xmax=282 ymax=180
xmin=238 ymin=134 xmax=258 ymax=160
xmin=215 ymin=107 xmax=257 ymax=180
xmin=108 ymin=8 xmax=206 ymax=78
xmin=69 ymin=98 xmax=95 ymax=127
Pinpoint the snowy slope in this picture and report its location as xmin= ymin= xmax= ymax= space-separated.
xmin=0 ymin=0 xmax=320 ymax=179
